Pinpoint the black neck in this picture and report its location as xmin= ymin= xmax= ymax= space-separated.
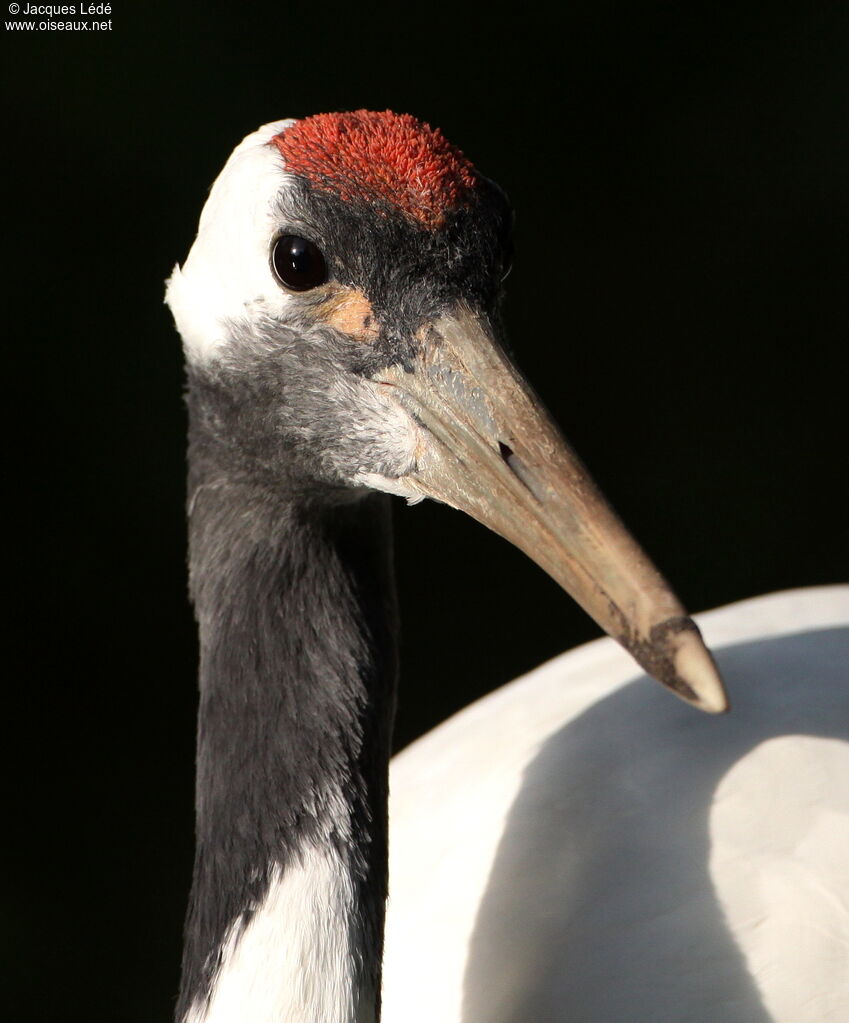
xmin=176 ymin=454 xmax=398 ymax=1019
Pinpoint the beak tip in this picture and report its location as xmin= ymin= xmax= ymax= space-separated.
xmin=666 ymin=621 xmax=729 ymax=715
xmin=629 ymin=615 xmax=730 ymax=714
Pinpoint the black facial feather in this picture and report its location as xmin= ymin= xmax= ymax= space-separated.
xmin=274 ymin=175 xmax=514 ymax=369
xmin=186 ymin=173 xmax=513 ymax=501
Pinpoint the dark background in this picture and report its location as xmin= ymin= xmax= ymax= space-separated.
xmin=5 ymin=2 xmax=847 ymax=1019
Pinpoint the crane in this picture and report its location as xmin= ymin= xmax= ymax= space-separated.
xmin=166 ymin=110 xmax=847 ymax=1022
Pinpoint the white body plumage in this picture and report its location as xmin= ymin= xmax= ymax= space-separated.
xmin=384 ymin=586 xmax=849 ymax=1022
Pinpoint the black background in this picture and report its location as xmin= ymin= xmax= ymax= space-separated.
xmin=5 ymin=3 xmax=847 ymax=1019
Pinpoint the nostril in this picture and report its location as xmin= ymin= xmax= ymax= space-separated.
xmin=498 ymin=442 xmax=545 ymax=503
xmin=498 ymin=441 xmax=518 ymax=468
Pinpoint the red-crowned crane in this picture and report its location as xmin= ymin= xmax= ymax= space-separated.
xmin=166 ymin=111 xmax=848 ymax=1023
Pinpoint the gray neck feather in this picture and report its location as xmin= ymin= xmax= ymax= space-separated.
xmin=176 ymin=414 xmax=398 ymax=1020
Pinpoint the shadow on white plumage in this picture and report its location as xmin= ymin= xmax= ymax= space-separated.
xmin=385 ymin=585 xmax=849 ymax=1022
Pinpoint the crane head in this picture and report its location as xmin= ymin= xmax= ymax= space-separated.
xmin=166 ymin=110 xmax=728 ymax=714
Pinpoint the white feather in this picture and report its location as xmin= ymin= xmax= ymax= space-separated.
xmin=166 ymin=119 xmax=297 ymax=364
xmin=383 ymin=586 xmax=849 ymax=1022
xmin=186 ymin=844 xmax=371 ymax=1023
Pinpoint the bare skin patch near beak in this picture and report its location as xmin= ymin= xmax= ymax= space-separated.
xmin=315 ymin=286 xmax=380 ymax=343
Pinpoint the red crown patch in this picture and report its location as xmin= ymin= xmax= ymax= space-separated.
xmin=271 ymin=110 xmax=478 ymax=229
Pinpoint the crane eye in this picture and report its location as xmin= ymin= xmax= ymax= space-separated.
xmin=271 ymin=235 xmax=328 ymax=291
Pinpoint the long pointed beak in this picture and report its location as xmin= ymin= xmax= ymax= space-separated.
xmin=377 ymin=304 xmax=728 ymax=713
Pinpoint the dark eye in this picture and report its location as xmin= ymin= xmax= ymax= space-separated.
xmin=271 ymin=235 xmax=328 ymax=291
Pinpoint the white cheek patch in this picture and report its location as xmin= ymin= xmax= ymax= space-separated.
xmin=166 ymin=119 xmax=299 ymax=364
xmin=344 ymin=379 xmax=423 ymax=496
xmin=354 ymin=472 xmax=425 ymax=503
